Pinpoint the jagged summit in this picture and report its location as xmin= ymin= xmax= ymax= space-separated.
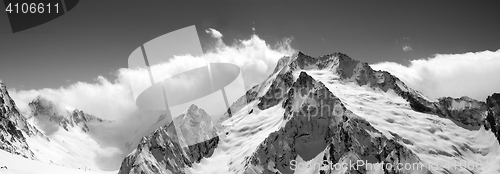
xmin=269 ymin=52 xmax=500 ymax=132
xmin=187 ymin=103 xmax=199 ymax=111
xmin=118 ymin=104 xmax=219 ymax=174
xmin=486 ymin=93 xmax=500 ymax=143
xmin=0 ymin=82 xmax=38 ymax=159
xmin=174 ymin=104 xmax=217 ymax=147
xmin=183 ymin=104 xmax=207 ymax=120
xmin=0 ymin=82 xmax=20 ymax=115
xmin=248 ymin=71 xmax=427 ymax=174
xmin=273 ymin=51 xmax=354 ymax=74
xmin=29 ymin=96 xmax=105 ymax=133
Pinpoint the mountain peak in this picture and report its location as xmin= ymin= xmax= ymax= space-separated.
xmin=296 ymin=51 xmax=306 ymax=57
xmin=274 ymin=51 xmax=363 ymax=75
xmin=1 ymin=82 xmax=9 ymax=99
xmin=275 ymin=52 xmax=492 ymax=132
xmin=0 ymin=83 xmax=20 ymax=115
xmin=29 ymin=96 xmax=104 ymax=132
xmin=187 ymin=104 xmax=199 ymax=112
xmin=179 ymin=104 xmax=211 ymax=123
xmin=0 ymin=82 xmax=38 ymax=159
xmin=29 ymin=96 xmax=59 ymax=117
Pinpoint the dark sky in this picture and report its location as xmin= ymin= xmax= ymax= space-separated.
xmin=1 ymin=1 xmax=499 ymax=90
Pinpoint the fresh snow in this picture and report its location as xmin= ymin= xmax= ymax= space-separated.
xmin=302 ymin=69 xmax=500 ymax=174
xmin=0 ymin=150 xmax=116 ymax=174
xmin=185 ymin=101 xmax=287 ymax=174
xmin=24 ymin=120 xmax=121 ymax=171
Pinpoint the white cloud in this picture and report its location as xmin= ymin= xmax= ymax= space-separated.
xmin=371 ymin=49 xmax=500 ymax=101
xmin=403 ymin=45 xmax=412 ymax=52
xmin=121 ymin=34 xmax=296 ymax=107
xmin=9 ymin=33 xmax=294 ymax=120
xmin=205 ymin=28 xmax=223 ymax=38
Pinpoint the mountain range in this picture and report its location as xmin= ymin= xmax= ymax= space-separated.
xmin=1 ymin=51 xmax=500 ymax=174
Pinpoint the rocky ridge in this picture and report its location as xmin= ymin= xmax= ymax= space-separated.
xmin=485 ymin=93 xmax=500 ymax=143
xmin=245 ymin=71 xmax=429 ymax=174
xmin=28 ymin=96 xmax=105 ymax=133
xmin=0 ymin=83 xmax=41 ymax=159
xmin=118 ymin=105 xmax=219 ymax=174
xmin=281 ymin=52 xmax=497 ymax=133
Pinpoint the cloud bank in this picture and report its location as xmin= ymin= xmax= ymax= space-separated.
xmin=371 ymin=49 xmax=500 ymax=101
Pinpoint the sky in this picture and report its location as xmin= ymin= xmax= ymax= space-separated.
xmin=1 ymin=1 xmax=500 ymax=90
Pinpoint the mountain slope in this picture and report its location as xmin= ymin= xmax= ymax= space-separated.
xmin=0 ymin=82 xmax=41 ymax=159
xmin=0 ymin=85 xmax=121 ymax=171
xmin=0 ymin=149 xmax=114 ymax=174
xmin=173 ymin=104 xmax=218 ymax=148
xmin=118 ymin=105 xmax=219 ymax=174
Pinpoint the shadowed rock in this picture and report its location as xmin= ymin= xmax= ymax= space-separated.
xmin=0 ymin=83 xmax=39 ymax=159
xmin=279 ymin=52 xmax=494 ymax=131
xmin=246 ymin=72 xmax=429 ymax=174
xmin=485 ymin=93 xmax=500 ymax=143
xmin=29 ymin=96 xmax=105 ymax=133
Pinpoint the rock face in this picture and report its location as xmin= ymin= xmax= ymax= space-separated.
xmin=287 ymin=52 xmax=493 ymax=131
xmin=435 ymin=97 xmax=488 ymax=130
xmin=173 ymin=104 xmax=218 ymax=148
xmin=118 ymin=105 xmax=219 ymax=174
xmin=28 ymin=96 xmax=104 ymax=133
xmin=246 ymin=72 xmax=429 ymax=174
xmin=0 ymin=83 xmax=38 ymax=159
xmin=486 ymin=93 xmax=500 ymax=143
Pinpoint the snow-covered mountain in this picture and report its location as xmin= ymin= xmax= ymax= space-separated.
xmin=118 ymin=105 xmax=219 ymax=174
xmin=118 ymin=52 xmax=500 ymax=174
xmin=0 ymin=82 xmax=42 ymax=159
xmin=28 ymin=96 xmax=106 ymax=133
xmin=1 ymin=51 xmax=500 ymax=174
xmin=172 ymin=104 xmax=218 ymax=148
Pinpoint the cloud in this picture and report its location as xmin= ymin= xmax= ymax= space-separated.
xmin=9 ymin=76 xmax=137 ymax=121
xmin=371 ymin=49 xmax=500 ymax=101
xmin=10 ymin=33 xmax=294 ymax=119
xmin=403 ymin=46 xmax=413 ymax=52
xmin=205 ymin=28 xmax=223 ymax=38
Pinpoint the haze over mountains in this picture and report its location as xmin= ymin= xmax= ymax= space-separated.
xmin=1 ymin=51 xmax=500 ymax=174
